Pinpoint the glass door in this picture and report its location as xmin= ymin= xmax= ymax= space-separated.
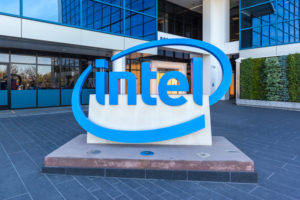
xmin=0 ymin=64 xmax=9 ymax=109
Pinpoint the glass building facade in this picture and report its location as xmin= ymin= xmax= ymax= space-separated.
xmin=240 ymin=0 xmax=300 ymax=49
xmin=158 ymin=0 xmax=202 ymax=40
xmin=0 ymin=50 xmax=110 ymax=109
xmin=0 ymin=0 xmax=157 ymax=41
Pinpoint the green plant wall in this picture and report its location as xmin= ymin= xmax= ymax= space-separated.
xmin=262 ymin=57 xmax=283 ymax=101
xmin=240 ymin=58 xmax=264 ymax=100
xmin=240 ymin=53 xmax=300 ymax=103
xmin=240 ymin=58 xmax=252 ymax=99
xmin=287 ymin=54 xmax=300 ymax=102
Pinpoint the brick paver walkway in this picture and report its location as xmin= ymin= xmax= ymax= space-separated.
xmin=0 ymin=102 xmax=300 ymax=200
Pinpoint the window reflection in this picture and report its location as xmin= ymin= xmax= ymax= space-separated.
xmin=126 ymin=0 xmax=156 ymax=16
xmin=23 ymin=0 xmax=59 ymax=22
xmin=240 ymin=0 xmax=300 ymax=49
xmin=125 ymin=11 xmax=156 ymax=40
xmin=158 ymin=0 xmax=202 ymax=40
xmin=61 ymin=58 xmax=80 ymax=89
xmin=1 ymin=0 xmax=157 ymax=41
xmin=38 ymin=65 xmax=60 ymax=89
xmin=0 ymin=65 xmax=7 ymax=90
xmin=0 ymin=53 xmax=9 ymax=63
xmin=0 ymin=0 xmax=20 ymax=15
xmin=11 ymin=54 xmax=36 ymax=64
xmin=82 ymin=0 xmax=123 ymax=34
xmin=10 ymin=64 xmax=36 ymax=90
xmin=60 ymin=0 xmax=81 ymax=25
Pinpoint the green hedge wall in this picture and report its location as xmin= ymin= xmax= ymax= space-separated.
xmin=240 ymin=53 xmax=300 ymax=102
xmin=287 ymin=54 xmax=300 ymax=102
xmin=262 ymin=57 xmax=283 ymax=101
xmin=240 ymin=58 xmax=264 ymax=100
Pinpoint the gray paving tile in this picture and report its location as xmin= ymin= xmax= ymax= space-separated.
xmin=6 ymin=194 xmax=32 ymax=200
xmin=112 ymin=182 xmax=147 ymax=200
xmin=1 ymin=101 xmax=300 ymax=200
xmin=135 ymin=186 xmax=165 ymax=200
xmin=21 ymin=172 xmax=64 ymax=200
xmin=199 ymin=182 xmax=261 ymax=200
xmin=260 ymin=180 xmax=300 ymax=200
xmin=92 ymin=178 xmax=123 ymax=198
xmin=250 ymin=186 xmax=296 ymax=200
xmin=56 ymin=180 xmax=96 ymax=200
xmin=47 ymin=174 xmax=74 ymax=185
xmin=9 ymin=152 xmax=39 ymax=176
xmin=74 ymin=176 xmax=99 ymax=192
xmin=0 ymin=178 xmax=27 ymax=200
xmin=92 ymin=189 xmax=113 ymax=200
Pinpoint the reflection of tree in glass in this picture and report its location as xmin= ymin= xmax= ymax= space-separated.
xmin=38 ymin=66 xmax=59 ymax=89
xmin=38 ymin=72 xmax=58 ymax=89
xmin=12 ymin=65 xmax=36 ymax=90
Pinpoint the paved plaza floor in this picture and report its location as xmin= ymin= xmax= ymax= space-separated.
xmin=0 ymin=102 xmax=300 ymax=200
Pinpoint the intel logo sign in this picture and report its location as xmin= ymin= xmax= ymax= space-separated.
xmin=72 ymin=39 xmax=232 ymax=143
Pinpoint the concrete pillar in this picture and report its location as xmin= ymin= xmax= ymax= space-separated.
xmin=235 ymin=58 xmax=242 ymax=102
xmin=202 ymin=0 xmax=230 ymax=97
xmin=112 ymin=51 xmax=126 ymax=94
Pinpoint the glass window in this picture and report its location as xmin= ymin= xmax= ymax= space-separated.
xmin=38 ymin=57 xmax=52 ymax=65
xmin=38 ymin=65 xmax=60 ymax=89
xmin=82 ymin=0 xmax=123 ymax=34
xmin=102 ymin=0 xmax=123 ymax=6
xmin=144 ymin=15 xmax=156 ymax=40
xmin=0 ymin=64 xmax=8 ymax=106
xmin=126 ymin=11 xmax=144 ymax=38
xmin=10 ymin=64 xmax=37 ymax=108
xmin=23 ymin=0 xmax=60 ymax=23
xmin=0 ymin=65 xmax=8 ymax=90
xmin=125 ymin=11 xmax=156 ymax=40
xmin=61 ymin=58 xmax=80 ymax=89
xmin=37 ymin=64 xmax=60 ymax=107
xmin=126 ymin=0 xmax=156 ymax=16
xmin=60 ymin=0 xmax=81 ymax=25
xmin=0 ymin=0 xmax=20 ymax=15
xmin=158 ymin=0 xmax=202 ymax=40
xmin=240 ymin=0 xmax=300 ymax=49
xmin=10 ymin=64 xmax=36 ymax=90
xmin=2 ymin=0 xmax=157 ymax=41
xmin=0 ymin=53 xmax=9 ymax=62
xmin=11 ymin=54 xmax=36 ymax=64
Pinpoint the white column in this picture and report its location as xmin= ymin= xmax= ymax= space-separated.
xmin=112 ymin=51 xmax=126 ymax=94
xmin=235 ymin=58 xmax=242 ymax=101
xmin=202 ymin=0 xmax=230 ymax=97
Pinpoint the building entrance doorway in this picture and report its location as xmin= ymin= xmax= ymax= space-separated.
xmin=157 ymin=69 xmax=179 ymax=95
xmin=229 ymin=54 xmax=239 ymax=99
xmin=150 ymin=61 xmax=187 ymax=95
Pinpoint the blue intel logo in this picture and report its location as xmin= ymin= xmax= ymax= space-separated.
xmin=72 ymin=39 xmax=232 ymax=143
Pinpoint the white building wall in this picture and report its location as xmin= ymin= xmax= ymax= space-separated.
xmin=0 ymin=14 xmax=155 ymax=55
xmin=240 ymin=43 xmax=300 ymax=59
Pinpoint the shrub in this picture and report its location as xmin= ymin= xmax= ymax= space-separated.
xmin=251 ymin=58 xmax=264 ymax=99
xmin=279 ymin=56 xmax=289 ymax=102
xmin=240 ymin=58 xmax=264 ymax=100
xmin=240 ymin=58 xmax=252 ymax=99
xmin=287 ymin=54 xmax=300 ymax=102
xmin=262 ymin=57 xmax=283 ymax=101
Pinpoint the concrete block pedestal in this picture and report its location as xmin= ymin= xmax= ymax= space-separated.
xmin=42 ymin=135 xmax=257 ymax=183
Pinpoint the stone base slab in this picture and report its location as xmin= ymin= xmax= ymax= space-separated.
xmin=43 ymin=135 xmax=257 ymax=183
xmin=236 ymin=98 xmax=300 ymax=111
